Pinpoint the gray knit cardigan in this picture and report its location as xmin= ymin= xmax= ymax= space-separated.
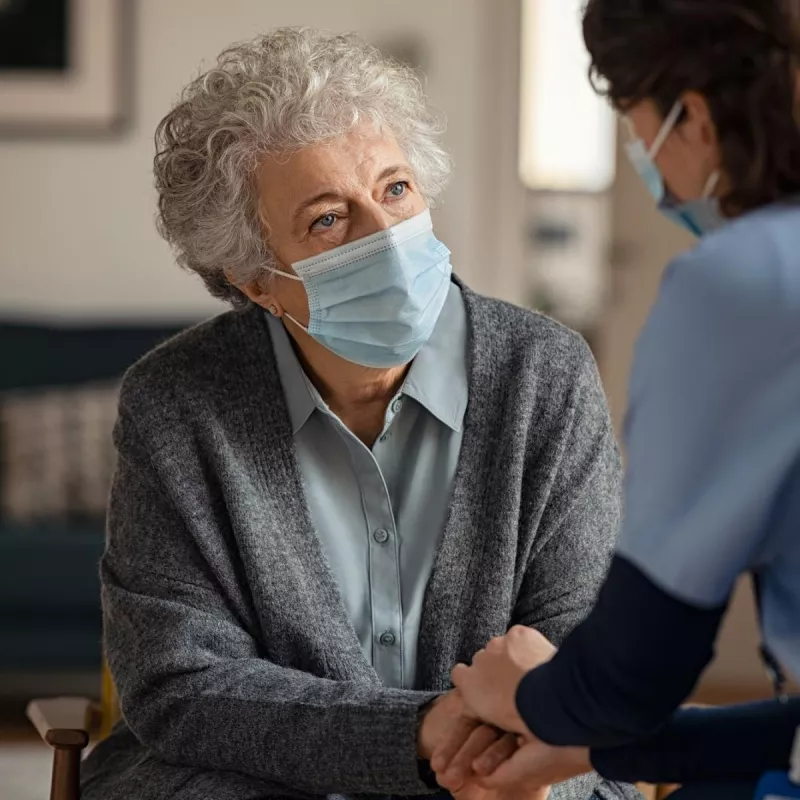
xmin=81 ymin=284 xmax=640 ymax=800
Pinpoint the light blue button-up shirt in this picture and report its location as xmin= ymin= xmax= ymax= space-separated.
xmin=267 ymin=282 xmax=468 ymax=689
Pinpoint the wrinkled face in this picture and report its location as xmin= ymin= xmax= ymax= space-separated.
xmin=625 ymin=92 xmax=724 ymax=203
xmin=242 ymin=123 xmax=427 ymax=325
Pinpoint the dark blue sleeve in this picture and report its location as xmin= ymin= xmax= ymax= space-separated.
xmin=515 ymin=554 xmax=727 ymax=748
xmin=591 ymin=699 xmax=800 ymax=784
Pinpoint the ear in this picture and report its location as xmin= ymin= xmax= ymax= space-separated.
xmin=225 ymin=269 xmax=282 ymax=315
xmin=241 ymin=281 xmax=282 ymax=314
xmin=680 ymin=91 xmax=718 ymax=148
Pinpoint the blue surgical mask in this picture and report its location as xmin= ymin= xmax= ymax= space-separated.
xmin=625 ymin=100 xmax=725 ymax=237
xmin=269 ymin=209 xmax=452 ymax=368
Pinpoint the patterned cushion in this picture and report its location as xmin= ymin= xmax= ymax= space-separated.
xmin=0 ymin=381 xmax=120 ymax=524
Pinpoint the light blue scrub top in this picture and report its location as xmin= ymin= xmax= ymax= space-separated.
xmin=617 ymin=201 xmax=800 ymax=679
xmin=267 ymin=282 xmax=468 ymax=689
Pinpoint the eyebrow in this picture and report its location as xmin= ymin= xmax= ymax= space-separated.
xmin=291 ymin=165 xmax=413 ymax=226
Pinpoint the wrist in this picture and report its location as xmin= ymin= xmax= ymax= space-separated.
xmin=509 ymin=704 xmax=532 ymax=737
xmin=513 ymin=671 xmax=538 ymax=736
xmin=416 ymin=696 xmax=441 ymax=760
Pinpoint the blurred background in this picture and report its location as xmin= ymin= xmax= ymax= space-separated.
xmin=0 ymin=0 xmax=775 ymax=792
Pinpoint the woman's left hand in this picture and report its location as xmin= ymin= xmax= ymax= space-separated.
xmin=449 ymin=625 xmax=556 ymax=735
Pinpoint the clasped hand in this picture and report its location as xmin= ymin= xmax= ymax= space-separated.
xmin=420 ymin=626 xmax=591 ymax=798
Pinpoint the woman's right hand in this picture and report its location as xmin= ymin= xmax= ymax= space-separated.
xmin=434 ymin=724 xmax=551 ymax=800
xmin=473 ymin=737 xmax=591 ymax=793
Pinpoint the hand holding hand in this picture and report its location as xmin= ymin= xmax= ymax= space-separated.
xmin=433 ymin=726 xmax=553 ymax=800
xmin=451 ymin=626 xmax=556 ymax=734
xmin=420 ymin=691 xmax=550 ymax=798
xmin=432 ymin=721 xmax=518 ymax=792
xmin=473 ymin=737 xmax=592 ymax=792
xmin=417 ymin=690 xmax=478 ymax=762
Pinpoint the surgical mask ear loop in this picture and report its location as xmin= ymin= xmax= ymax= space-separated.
xmin=267 ymin=267 xmax=303 ymax=282
xmin=265 ymin=268 xmax=308 ymax=330
xmin=282 ymin=312 xmax=309 ymax=334
xmin=648 ymin=100 xmax=684 ymax=160
xmin=702 ymin=170 xmax=721 ymax=199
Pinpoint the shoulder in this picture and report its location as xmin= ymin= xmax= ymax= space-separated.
xmin=118 ymin=307 xmax=265 ymax=419
xmin=638 ymin=204 xmax=800 ymax=387
xmin=660 ymin=202 xmax=800 ymax=315
xmin=461 ymin=286 xmax=600 ymax=400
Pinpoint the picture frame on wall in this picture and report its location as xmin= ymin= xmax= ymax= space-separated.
xmin=0 ymin=0 xmax=132 ymax=137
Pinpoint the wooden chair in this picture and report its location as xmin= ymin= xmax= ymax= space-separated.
xmin=26 ymin=663 xmax=120 ymax=800
xmin=26 ymin=665 xmax=675 ymax=800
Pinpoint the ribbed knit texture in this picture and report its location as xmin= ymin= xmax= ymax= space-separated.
xmin=81 ymin=283 xmax=640 ymax=800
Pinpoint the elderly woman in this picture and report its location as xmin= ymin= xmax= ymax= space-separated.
xmin=80 ymin=28 xmax=638 ymax=800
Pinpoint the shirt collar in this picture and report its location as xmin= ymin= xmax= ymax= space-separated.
xmin=267 ymin=314 xmax=318 ymax=435
xmin=401 ymin=281 xmax=468 ymax=432
xmin=266 ymin=281 xmax=469 ymax=435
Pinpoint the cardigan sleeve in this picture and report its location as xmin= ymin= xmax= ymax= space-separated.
xmin=102 ymin=409 xmax=439 ymax=797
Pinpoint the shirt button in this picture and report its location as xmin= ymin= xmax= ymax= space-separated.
xmin=391 ymin=398 xmax=403 ymax=414
xmin=373 ymin=528 xmax=390 ymax=544
xmin=379 ymin=631 xmax=396 ymax=646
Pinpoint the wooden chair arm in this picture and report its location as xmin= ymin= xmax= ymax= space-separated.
xmin=27 ymin=698 xmax=98 ymax=800
xmin=26 ymin=697 xmax=95 ymax=748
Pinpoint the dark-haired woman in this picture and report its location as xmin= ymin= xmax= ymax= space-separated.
xmin=433 ymin=1 xmax=800 ymax=798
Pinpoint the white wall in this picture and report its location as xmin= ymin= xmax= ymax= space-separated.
xmin=0 ymin=0 xmax=494 ymax=321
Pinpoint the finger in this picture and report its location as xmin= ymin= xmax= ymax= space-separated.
xmin=472 ymin=732 xmax=518 ymax=777
xmin=441 ymin=725 xmax=502 ymax=788
xmin=479 ymin=743 xmax=549 ymax=790
xmin=429 ymin=713 xmax=479 ymax=775
xmin=450 ymin=662 xmax=469 ymax=690
xmin=470 ymin=647 xmax=487 ymax=664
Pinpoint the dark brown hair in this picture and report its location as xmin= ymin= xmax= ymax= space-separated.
xmin=583 ymin=0 xmax=800 ymax=215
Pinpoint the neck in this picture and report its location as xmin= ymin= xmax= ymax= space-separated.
xmin=284 ymin=321 xmax=408 ymax=446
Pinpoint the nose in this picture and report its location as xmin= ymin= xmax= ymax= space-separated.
xmin=349 ymin=201 xmax=394 ymax=242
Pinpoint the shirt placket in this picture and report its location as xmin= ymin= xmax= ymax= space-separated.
xmin=331 ymin=396 xmax=406 ymax=688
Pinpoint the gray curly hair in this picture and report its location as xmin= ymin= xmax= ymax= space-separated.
xmin=154 ymin=27 xmax=452 ymax=307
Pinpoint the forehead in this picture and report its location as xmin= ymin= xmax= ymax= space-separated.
xmin=258 ymin=125 xmax=410 ymax=206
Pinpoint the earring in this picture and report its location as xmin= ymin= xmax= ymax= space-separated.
xmin=267 ymin=305 xmax=279 ymax=316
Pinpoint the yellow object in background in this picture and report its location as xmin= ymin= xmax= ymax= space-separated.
xmin=98 ymin=661 xmax=121 ymax=741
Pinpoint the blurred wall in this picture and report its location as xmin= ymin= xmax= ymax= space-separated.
xmin=0 ymin=0 xmax=500 ymax=321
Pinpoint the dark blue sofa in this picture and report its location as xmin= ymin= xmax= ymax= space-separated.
xmin=0 ymin=320 xmax=187 ymax=672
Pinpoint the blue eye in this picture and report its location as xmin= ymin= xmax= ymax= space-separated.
xmin=388 ymin=181 xmax=408 ymax=198
xmin=312 ymin=213 xmax=337 ymax=230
